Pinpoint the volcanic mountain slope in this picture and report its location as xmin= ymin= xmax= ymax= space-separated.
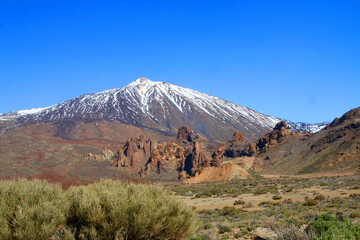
xmin=0 ymin=78 xmax=322 ymax=143
xmin=253 ymin=107 xmax=360 ymax=175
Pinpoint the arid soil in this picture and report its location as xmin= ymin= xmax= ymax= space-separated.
xmin=178 ymin=185 xmax=360 ymax=211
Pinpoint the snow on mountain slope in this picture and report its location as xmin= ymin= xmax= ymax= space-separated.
xmin=285 ymin=121 xmax=327 ymax=133
xmin=0 ymin=78 xmax=324 ymax=141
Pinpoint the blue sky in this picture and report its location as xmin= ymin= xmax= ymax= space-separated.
xmin=1 ymin=0 xmax=359 ymax=123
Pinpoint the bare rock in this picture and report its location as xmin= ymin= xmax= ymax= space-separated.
xmin=113 ymin=135 xmax=157 ymax=168
xmin=177 ymin=126 xmax=199 ymax=142
xmin=252 ymin=227 xmax=277 ymax=240
xmin=230 ymin=131 xmax=245 ymax=143
xmin=241 ymin=121 xmax=291 ymax=157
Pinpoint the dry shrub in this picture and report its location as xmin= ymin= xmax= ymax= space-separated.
xmin=0 ymin=179 xmax=69 ymax=240
xmin=262 ymin=217 xmax=316 ymax=240
xmin=66 ymin=179 xmax=199 ymax=240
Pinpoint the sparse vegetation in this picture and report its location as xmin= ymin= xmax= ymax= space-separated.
xmin=168 ymin=175 xmax=360 ymax=239
xmin=2 ymin=175 xmax=360 ymax=239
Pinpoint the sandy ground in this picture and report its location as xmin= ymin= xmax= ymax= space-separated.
xmin=261 ymin=171 xmax=356 ymax=179
xmin=178 ymin=186 xmax=360 ymax=211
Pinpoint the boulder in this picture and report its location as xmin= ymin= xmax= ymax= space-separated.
xmin=252 ymin=227 xmax=277 ymax=240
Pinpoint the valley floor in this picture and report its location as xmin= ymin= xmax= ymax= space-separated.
xmin=168 ymin=174 xmax=360 ymax=239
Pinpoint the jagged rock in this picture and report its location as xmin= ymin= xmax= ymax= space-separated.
xmin=143 ymin=142 xmax=186 ymax=175
xmin=178 ymin=171 xmax=187 ymax=180
xmin=177 ymin=126 xmax=199 ymax=142
xmin=181 ymin=141 xmax=212 ymax=176
xmin=86 ymin=153 xmax=97 ymax=161
xmin=211 ymin=131 xmax=247 ymax=160
xmin=252 ymin=227 xmax=277 ymax=240
xmin=230 ymin=131 xmax=245 ymax=143
xmin=86 ymin=149 xmax=114 ymax=161
xmin=101 ymin=149 xmax=114 ymax=161
xmin=241 ymin=121 xmax=291 ymax=157
xmin=328 ymin=107 xmax=360 ymax=128
xmin=113 ymin=135 xmax=157 ymax=168
xmin=211 ymin=146 xmax=224 ymax=167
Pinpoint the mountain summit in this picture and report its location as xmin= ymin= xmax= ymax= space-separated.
xmin=0 ymin=78 xmax=322 ymax=142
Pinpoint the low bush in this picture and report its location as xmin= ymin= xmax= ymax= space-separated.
xmin=233 ymin=199 xmax=245 ymax=205
xmin=306 ymin=213 xmax=360 ymax=239
xmin=272 ymin=195 xmax=282 ymax=200
xmin=220 ymin=206 xmax=241 ymax=216
xmin=303 ymin=199 xmax=318 ymax=206
xmin=0 ymin=179 xmax=69 ymax=240
xmin=314 ymin=194 xmax=326 ymax=201
xmin=67 ymin=179 xmax=199 ymax=239
xmin=0 ymin=179 xmax=199 ymax=240
xmin=218 ymin=224 xmax=233 ymax=234
xmin=350 ymin=211 xmax=360 ymax=219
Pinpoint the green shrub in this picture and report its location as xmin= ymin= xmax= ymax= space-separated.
xmin=194 ymin=190 xmax=212 ymax=198
xmin=303 ymin=199 xmax=318 ymax=206
xmin=272 ymin=195 xmax=282 ymax=200
xmin=218 ymin=224 xmax=233 ymax=234
xmin=0 ymin=179 xmax=70 ymax=240
xmin=314 ymin=194 xmax=326 ymax=201
xmin=233 ymin=199 xmax=245 ymax=205
xmin=306 ymin=213 xmax=360 ymax=239
xmin=220 ymin=206 xmax=240 ymax=216
xmin=66 ymin=179 xmax=198 ymax=240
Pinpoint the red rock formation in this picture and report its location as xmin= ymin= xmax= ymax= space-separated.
xmin=113 ymin=135 xmax=157 ymax=168
xmin=229 ymin=131 xmax=245 ymax=143
xmin=180 ymin=141 xmax=212 ymax=176
xmin=177 ymin=126 xmax=199 ymax=142
xmin=241 ymin=121 xmax=291 ymax=156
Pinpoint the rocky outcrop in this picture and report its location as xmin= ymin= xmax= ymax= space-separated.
xmin=212 ymin=131 xmax=247 ymax=160
xmin=184 ymin=162 xmax=249 ymax=183
xmin=327 ymin=107 xmax=360 ymax=129
xmin=177 ymin=126 xmax=199 ymax=142
xmin=229 ymin=131 xmax=245 ymax=143
xmin=86 ymin=149 xmax=114 ymax=161
xmin=252 ymin=227 xmax=277 ymax=240
xmin=113 ymin=136 xmax=157 ymax=168
xmin=114 ymin=127 xmax=215 ymax=179
xmin=240 ymin=121 xmax=291 ymax=157
xmin=139 ymin=142 xmax=186 ymax=176
xmin=181 ymin=141 xmax=212 ymax=176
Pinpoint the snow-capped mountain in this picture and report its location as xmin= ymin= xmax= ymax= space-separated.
xmin=285 ymin=121 xmax=327 ymax=133
xmin=0 ymin=78 xmax=324 ymax=142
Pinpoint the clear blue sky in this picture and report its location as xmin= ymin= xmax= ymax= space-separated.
xmin=1 ymin=1 xmax=359 ymax=123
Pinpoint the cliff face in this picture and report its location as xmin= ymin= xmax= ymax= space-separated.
xmin=113 ymin=136 xmax=157 ymax=168
xmin=114 ymin=127 xmax=215 ymax=179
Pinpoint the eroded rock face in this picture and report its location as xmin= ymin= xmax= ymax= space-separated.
xmin=113 ymin=135 xmax=157 ymax=168
xmin=327 ymin=107 xmax=360 ymax=129
xmin=177 ymin=126 xmax=199 ymax=142
xmin=141 ymin=142 xmax=186 ymax=176
xmin=113 ymin=127 xmax=249 ymax=179
xmin=230 ymin=131 xmax=245 ymax=143
xmin=212 ymin=130 xmax=247 ymax=160
xmin=184 ymin=141 xmax=212 ymax=176
xmin=241 ymin=121 xmax=291 ymax=157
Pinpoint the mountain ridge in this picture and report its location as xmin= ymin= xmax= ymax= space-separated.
xmin=0 ymin=78 xmax=325 ymax=141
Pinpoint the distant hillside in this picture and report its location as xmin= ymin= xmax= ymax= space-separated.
xmin=256 ymin=107 xmax=360 ymax=175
